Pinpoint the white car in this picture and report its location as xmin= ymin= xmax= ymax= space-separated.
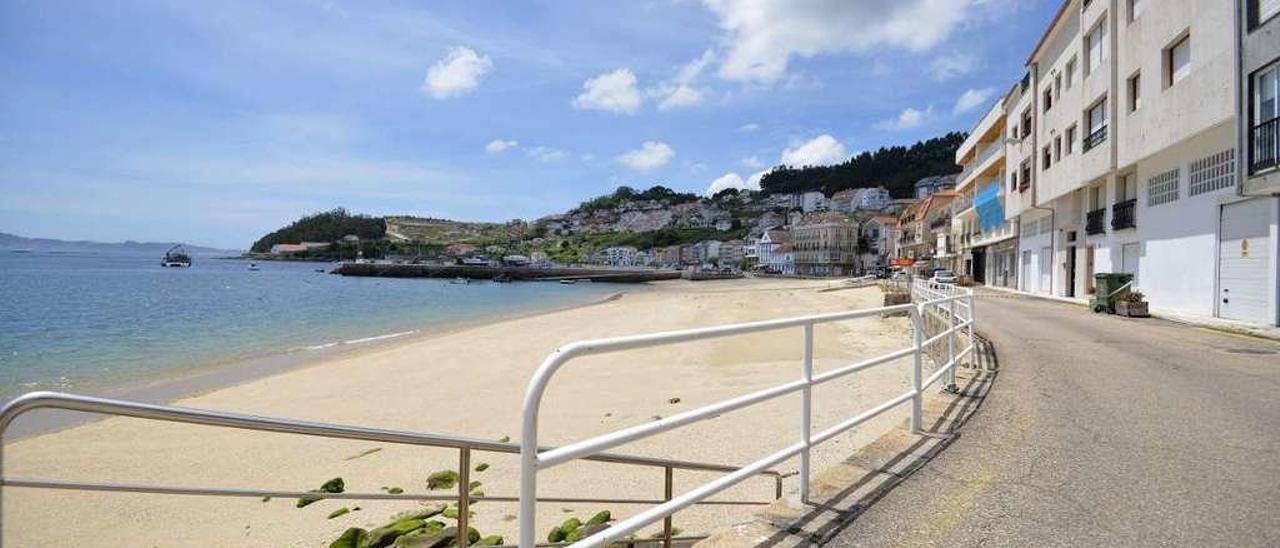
xmin=931 ymin=270 xmax=959 ymax=284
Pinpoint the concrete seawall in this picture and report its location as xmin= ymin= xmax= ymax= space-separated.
xmin=333 ymin=262 xmax=684 ymax=283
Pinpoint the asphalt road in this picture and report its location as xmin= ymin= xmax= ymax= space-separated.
xmin=825 ymin=291 xmax=1280 ymax=547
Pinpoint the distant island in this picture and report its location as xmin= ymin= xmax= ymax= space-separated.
xmin=0 ymin=232 xmax=240 ymax=256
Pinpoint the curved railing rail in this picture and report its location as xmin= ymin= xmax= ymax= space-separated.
xmin=0 ymin=392 xmax=784 ymax=548
xmin=519 ymin=280 xmax=975 ymax=547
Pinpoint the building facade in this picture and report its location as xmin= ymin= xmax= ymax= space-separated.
xmin=993 ymin=0 xmax=1279 ymax=326
xmin=954 ymin=88 xmax=1021 ymax=288
xmin=793 ymin=213 xmax=861 ymax=276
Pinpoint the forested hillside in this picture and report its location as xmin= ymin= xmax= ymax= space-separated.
xmin=250 ymin=208 xmax=386 ymax=252
xmin=759 ymin=132 xmax=966 ymax=198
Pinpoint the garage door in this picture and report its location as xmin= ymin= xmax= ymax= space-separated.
xmin=1218 ymin=199 xmax=1273 ymax=324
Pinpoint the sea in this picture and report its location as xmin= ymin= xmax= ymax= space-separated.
xmin=0 ymin=251 xmax=624 ymax=404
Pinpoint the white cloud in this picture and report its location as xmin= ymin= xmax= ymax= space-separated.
xmin=702 ymin=0 xmax=976 ymax=84
xmin=657 ymin=85 xmax=706 ymax=110
xmin=780 ymin=134 xmax=848 ymax=167
xmin=875 ymin=106 xmax=933 ymax=131
xmin=526 ymin=146 xmax=568 ymax=162
xmin=706 ymin=170 xmax=767 ymax=195
xmin=617 ymin=141 xmax=676 ymax=171
xmin=953 ymin=87 xmax=996 ymax=114
xmin=738 ymin=123 xmax=761 ymax=132
xmin=572 ymin=68 xmax=644 ymax=114
xmin=653 ymin=51 xmax=715 ymax=111
xmin=484 ymin=139 xmax=518 ymax=154
xmin=741 ymin=155 xmax=764 ymax=169
xmin=423 ymin=47 xmax=492 ymax=99
xmin=930 ymin=52 xmax=980 ymax=81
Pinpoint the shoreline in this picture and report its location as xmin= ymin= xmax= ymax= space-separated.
xmin=2 ymin=279 xmax=915 ymax=547
xmin=2 ymin=286 xmax=635 ymax=440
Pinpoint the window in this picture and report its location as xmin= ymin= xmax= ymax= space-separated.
xmin=1021 ymin=108 xmax=1032 ymax=138
xmin=1128 ymin=72 xmax=1141 ymax=112
xmin=1146 ymin=168 xmax=1180 ymax=206
xmin=1165 ymin=35 xmax=1191 ymax=87
xmin=1128 ymin=0 xmax=1144 ymax=22
xmin=1118 ymin=173 xmax=1137 ymax=201
xmin=1054 ymin=74 xmax=1062 ymax=97
xmin=1253 ymin=0 xmax=1280 ymax=27
xmin=1085 ymin=18 xmax=1108 ymax=75
xmin=1188 ymin=149 xmax=1236 ymax=196
xmin=1253 ymin=63 xmax=1280 ymax=173
xmin=1021 ymin=161 xmax=1032 ymax=191
xmin=1065 ymin=125 xmax=1077 ymax=155
xmin=1054 ymin=135 xmax=1062 ymax=160
xmin=1043 ymin=87 xmax=1053 ymax=112
xmin=1089 ymin=185 xmax=1104 ymax=210
xmin=1010 ymin=170 xmax=1018 ymax=192
xmin=1084 ymin=99 xmax=1108 ymax=151
xmin=1065 ymin=57 xmax=1077 ymax=90
xmin=1042 ymin=145 xmax=1052 ymax=170
xmin=1253 ymin=62 xmax=1278 ymax=125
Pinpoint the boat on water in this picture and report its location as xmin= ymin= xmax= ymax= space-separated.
xmin=559 ymin=279 xmax=578 ymax=285
xmin=451 ymin=277 xmax=471 ymax=285
xmin=247 ymin=262 xmax=261 ymax=271
xmin=160 ymin=245 xmax=192 ymax=267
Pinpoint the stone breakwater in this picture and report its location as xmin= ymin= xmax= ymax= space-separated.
xmin=334 ymin=262 xmax=683 ymax=283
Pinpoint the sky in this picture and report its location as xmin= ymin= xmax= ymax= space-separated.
xmin=0 ymin=0 xmax=1062 ymax=250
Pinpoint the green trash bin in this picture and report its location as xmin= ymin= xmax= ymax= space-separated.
xmin=1091 ymin=273 xmax=1134 ymax=313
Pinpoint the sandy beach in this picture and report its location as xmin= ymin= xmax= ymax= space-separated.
xmin=1 ymin=278 xmax=920 ymax=547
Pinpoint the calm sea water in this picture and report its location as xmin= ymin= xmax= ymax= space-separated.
xmin=0 ymin=252 xmax=623 ymax=401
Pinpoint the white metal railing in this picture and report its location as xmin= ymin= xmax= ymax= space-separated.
xmin=0 ymin=393 xmax=784 ymax=548
xmin=519 ymin=279 xmax=976 ymax=547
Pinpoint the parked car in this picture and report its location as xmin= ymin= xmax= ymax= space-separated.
xmin=931 ymin=269 xmax=959 ymax=284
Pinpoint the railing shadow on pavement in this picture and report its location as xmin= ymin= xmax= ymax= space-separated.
xmin=746 ymin=335 xmax=1000 ymax=547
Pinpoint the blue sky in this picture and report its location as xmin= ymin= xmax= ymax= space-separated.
xmin=0 ymin=0 xmax=1060 ymax=249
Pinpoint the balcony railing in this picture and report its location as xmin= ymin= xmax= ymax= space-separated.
xmin=1111 ymin=198 xmax=1136 ymax=231
xmin=1085 ymin=208 xmax=1106 ymax=235
xmin=1251 ymin=117 xmax=1279 ymax=174
xmin=1083 ymin=124 xmax=1108 ymax=153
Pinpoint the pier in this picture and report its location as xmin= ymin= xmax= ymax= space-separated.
xmin=332 ymin=262 xmax=683 ymax=283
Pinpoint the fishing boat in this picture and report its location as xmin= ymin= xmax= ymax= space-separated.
xmin=160 ymin=245 xmax=192 ymax=267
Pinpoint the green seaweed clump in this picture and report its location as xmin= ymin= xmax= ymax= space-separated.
xmin=328 ymin=507 xmax=351 ymax=519
xmin=426 ymin=470 xmax=459 ymax=490
xmin=297 ymin=477 xmax=345 ymax=508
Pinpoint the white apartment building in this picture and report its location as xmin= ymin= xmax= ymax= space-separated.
xmin=754 ymin=229 xmax=796 ymax=275
xmin=1002 ymin=0 xmax=1279 ymax=325
xmin=954 ymin=95 xmax=1021 ymax=288
xmin=800 ymin=191 xmax=828 ymax=213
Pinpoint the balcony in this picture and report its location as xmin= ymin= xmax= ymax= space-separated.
xmin=1111 ymin=199 xmax=1136 ymax=231
xmin=1083 ymin=124 xmax=1107 ymax=153
xmin=1085 ymin=208 xmax=1106 ymax=235
xmin=1250 ymin=117 xmax=1279 ymax=175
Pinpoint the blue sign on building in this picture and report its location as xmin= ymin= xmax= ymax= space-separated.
xmin=975 ymin=182 xmax=1005 ymax=232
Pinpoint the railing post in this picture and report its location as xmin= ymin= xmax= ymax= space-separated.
xmin=799 ymin=322 xmax=813 ymax=503
xmin=968 ymin=293 xmax=978 ymax=369
xmin=458 ymin=447 xmax=471 ymax=546
xmin=663 ymin=466 xmax=674 ymax=548
xmin=945 ymin=298 xmax=958 ymax=393
xmin=911 ymin=306 xmax=924 ymax=434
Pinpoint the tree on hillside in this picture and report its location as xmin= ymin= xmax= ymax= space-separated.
xmin=572 ymin=185 xmax=700 ymax=214
xmin=759 ymin=132 xmax=967 ymax=198
xmin=250 ymin=208 xmax=386 ymax=252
